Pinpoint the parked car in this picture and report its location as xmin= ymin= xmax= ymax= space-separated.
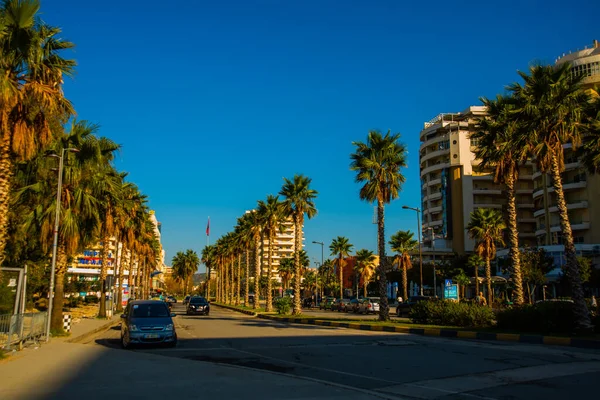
xmin=332 ymin=298 xmax=350 ymax=312
xmin=345 ymin=298 xmax=360 ymax=313
xmin=186 ymin=296 xmax=210 ymax=316
xmin=183 ymin=295 xmax=191 ymax=306
xmin=166 ymin=296 xmax=177 ymax=304
xmin=319 ymin=297 xmax=336 ymax=310
xmin=357 ymin=298 xmax=380 ymax=314
xmin=120 ymin=300 xmax=177 ymax=349
xmin=396 ymin=296 xmax=433 ymax=317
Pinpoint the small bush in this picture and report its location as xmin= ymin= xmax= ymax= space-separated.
xmin=496 ymin=301 xmax=577 ymax=335
xmin=274 ymin=297 xmax=292 ymax=315
xmin=409 ymin=300 xmax=494 ymax=328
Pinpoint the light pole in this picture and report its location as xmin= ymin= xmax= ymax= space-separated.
xmin=45 ymin=147 xmax=79 ymax=342
xmin=312 ymin=241 xmax=324 ymax=306
xmin=402 ymin=205 xmax=423 ymax=296
xmin=427 ymin=227 xmax=439 ymax=297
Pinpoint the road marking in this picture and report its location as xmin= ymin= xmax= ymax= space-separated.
xmin=377 ymin=361 xmax=600 ymax=399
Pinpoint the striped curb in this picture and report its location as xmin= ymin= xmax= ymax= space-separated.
xmin=66 ymin=318 xmax=120 ymax=344
xmin=215 ymin=303 xmax=600 ymax=349
xmin=255 ymin=314 xmax=600 ymax=350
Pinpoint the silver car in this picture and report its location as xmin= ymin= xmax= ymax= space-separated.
xmin=357 ymin=298 xmax=380 ymax=314
xmin=120 ymin=300 xmax=177 ymax=348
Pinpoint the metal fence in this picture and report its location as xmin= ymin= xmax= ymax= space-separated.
xmin=0 ymin=312 xmax=47 ymax=349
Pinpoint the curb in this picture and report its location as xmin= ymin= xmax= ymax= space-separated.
xmin=65 ymin=318 xmax=120 ymax=344
xmin=214 ymin=303 xmax=259 ymax=316
xmin=215 ymin=303 xmax=600 ymax=349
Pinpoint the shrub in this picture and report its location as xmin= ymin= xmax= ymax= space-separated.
xmin=495 ymin=301 xmax=577 ymax=335
xmin=274 ymin=297 xmax=292 ymax=315
xmin=409 ymin=300 xmax=494 ymax=328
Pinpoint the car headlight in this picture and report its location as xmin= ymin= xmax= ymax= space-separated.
xmin=165 ymin=324 xmax=174 ymax=331
xmin=129 ymin=324 xmax=139 ymax=332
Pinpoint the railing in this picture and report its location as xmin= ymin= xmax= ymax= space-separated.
xmin=0 ymin=312 xmax=47 ymax=349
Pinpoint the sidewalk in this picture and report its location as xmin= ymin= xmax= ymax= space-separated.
xmin=62 ymin=315 xmax=121 ymax=343
xmin=0 ymin=339 xmax=391 ymax=400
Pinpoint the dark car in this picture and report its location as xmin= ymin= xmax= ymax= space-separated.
xmin=166 ymin=296 xmax=177 ymax=304
xmin=120 ymin=300 xmax=177 ymax=349
xmin=346 ymin=298 xmax=360 ymax=313
xmin=332 ymin=298 xmax=350 ymax=312
xmin=319 ymin=297 xmax=336 ymax=310
xmin=396 ymin=296 xmax=433 ymax=317
xmin=187 ymin=296 xmax=210 ymax=316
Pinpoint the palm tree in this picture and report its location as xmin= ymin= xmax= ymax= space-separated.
xmin=235 ymin=213 xmax=254 ymax=306
xmin=354 ymin=249 xmax=376 ymax=297
xmin=280 ymin=174 xmax=318 ymax=314
xmin=581 ymin=91 xmax=600 ymax=173
xmin=0 ymin=0 xmax=76 ymax=259
xmin=467 ymin=208 xmax=505 ymax=307
xmin=257 ymin=195 xmax=286 ymax=312
xmin=329 ymin=236 xmax=353 ymax=299
xmin=318 ymin=259 xmax=335 ymax=296
xmin=467 ymin=254 xmax=484 ymax=297
xmin=472 ymin=94 xmax=527 ymax=305
xmin=350 ymin=130 xmax=408 ymax=321
xmin=201 ymin=244 xmax=216 ymax=299
xmin=389 ymin=230 xmax=417 ymax=301
xmin=509 ymin=63 xmax=592 ymax=330
xmin=278 ymin=257 xmax=294 ymax=294
xmin=245 ymin=210 xmax=262 ymax=309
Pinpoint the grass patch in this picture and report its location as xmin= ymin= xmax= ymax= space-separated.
xmin=50 ymin=328 xmax=70 ymax=337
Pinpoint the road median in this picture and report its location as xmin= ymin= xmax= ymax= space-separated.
xmin=214 ymin=302 xmax=600 ymax=349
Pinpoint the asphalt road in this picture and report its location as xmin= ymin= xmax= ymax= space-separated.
xmin=85 ymin=304 xmax=600 ymax=399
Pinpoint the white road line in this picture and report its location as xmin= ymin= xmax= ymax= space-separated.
xmin=377 ymin=361 xmax=600 ymax=399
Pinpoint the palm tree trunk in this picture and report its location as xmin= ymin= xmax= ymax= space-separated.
xmin=550 ymin=152 xmax=591 ymax=331
xmin=236 ymin=254 xmax=241 ymax=306
xmin=99 ymin=233 xmax=110 ymax=318
xmin=115 ymin=243 xmax=123 ymax=313
xmin=485 ymin=257 xmax=492 ymax=307
xmin=266 ymin=232 xmax=274 ymax=312
xmin=293 ymin=213 xmax=303 ymax=315
xmin=402 ymin=265 xmax=408 ymax=300
xmin=376 ymin=198 xmax=390 ymax=321
xmin=474 ymin=264 xmax=480 ymax=298
xmin=505 ymin=171 xmax=525 ymax=305
xmin=254 ymin=238 xmax=260 ymax=309
xmin=0 ymin=135 xmax=13 ymax=260
xmin=230 ymin=259 xmax=234 ymax=304
xmin=50 ymin=246 xmax=68 ymax=332
xmin=338 ymin=253 xmax=344 ymax=299
xmin=245 ymin=247 xmax=250 ymax=306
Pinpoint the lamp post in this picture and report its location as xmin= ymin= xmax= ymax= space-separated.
xmin=45 ymin=147 xmax=79 ymax=342
xmin=427 ymin=227 xmax=439 ymax=297
xmin=403 ymin=205 xmax=423 ymax=296
xmin=312 ymin=241 xmax=324 ymax=307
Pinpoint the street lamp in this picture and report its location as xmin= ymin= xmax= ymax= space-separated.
xmin=312 ymin=241 xmax=324 ymax=306
xmin=427 ymin=227 xmax=440 ymax=297
xmin=403 ymin=205 xmax=423 ymax=296
xmin=45 ymin=147 xmax=79 ymax=342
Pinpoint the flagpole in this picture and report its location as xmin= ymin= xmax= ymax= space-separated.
xmin=206 ymin=216 xmax=210 ymax=299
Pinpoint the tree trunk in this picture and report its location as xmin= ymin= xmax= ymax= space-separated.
xmin=230 ymin=259 xmax=234 ymax=304
xmin=50 ymin=246 xmax=68 ymax=332
xmin=266 ymin=231 xmax=274 ymax=312
xmin=98 ymin=233 xmax=110 ymax=318
xmin=292 ymin=213 xmax=303 ymax=315
xmin=338 ymin=253 xmax=344 ymax=300
xmin=377 ymin=198 xmax=390 ymax=321
xmin=254 ymin=236 xmax=260 ymax=310
xmin=505 ymin=170 xmax=525 ymax=305
xmin=0 ymin=135 xmax=13 ymax=261
xmin=485 ymin=257 xmax=492 ymax=307
xmin=474 ymin=264 xmax=480 ymax=298
xmin=402 ymin=265 xmax=408 ymax=300
xmin=245 ymin=247 xmax=250 ymax=306
xmin=550 ymin=151 xmax=591 ymax=331
xmin=527 ymin=284 xmax=532 ymax=304
xmin=115 ymin=243 xmax=123 ymax=313
xmin=236 ymin=254 xmax=241 ymax=305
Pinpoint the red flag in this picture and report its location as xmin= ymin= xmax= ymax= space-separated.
xmin=206 ymin=217 xmax=210 ymax=236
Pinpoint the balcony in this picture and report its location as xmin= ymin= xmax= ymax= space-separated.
xmin=421 ymin=148 xmax=450 ymax=164
xmin=563 ymin=180 xmax=587 ymax=191
xmin=572 ymin=222 xmax=591 ymax=231
xmin=473 ymin=188 xmax=502 ymax=195
xmin=473 ymin=203 xmax=503 ymax=209
xmin=428 ymin=192 xmax=442 ymax=201
xmin=421 ymin=162 xmax=450 ymax=177
xmin=426 ymin=205 xmax=443 ymax=214
xmin=472 ymin=174 xmax=493 ymax=180
xmin=533 ymin=201 xmax=589 ymax=217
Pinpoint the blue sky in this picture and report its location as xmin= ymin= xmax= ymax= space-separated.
xmin=42 ymin=0 xmax=599 ymax=271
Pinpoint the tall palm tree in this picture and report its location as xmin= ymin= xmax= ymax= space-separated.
xmin=581 ymin=91 xmax=600 ymax=173
xmin=280 ymin=174 xmax=318 ymax=314
xmin=354 ymin=249 xmax=376 ymax=297
xmin=472 ymin=94 xmax=527 ymax=305
xmin=509 ymin=64 xmax=592 ymax=329
xmin=256 ymin=195 xmax=286 ymax=312
xmin=235 ymin=213 xmax=254 ymax=306
xmin=350 ymin=130 xmax=408 ymax=321
xmin=329 ymin=236 xmax=353 ymax=299
xmin=467 ymin=208 xmax=505 ymax=307
xmin=389 ymin=230 xmax=417 ymax=301
xmin=0 ymin=0 xmax=76 ymax=260
xmin=201 ymin=244 xmax=216 ymax=299
xmin=245 ymin=210 xmax=262 ymax=309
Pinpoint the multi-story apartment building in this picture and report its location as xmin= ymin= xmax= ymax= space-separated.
xmin=418 ymin=40 xmax=600 ymax=272
xmin=418 ymin=107 xmax=537 ymax=261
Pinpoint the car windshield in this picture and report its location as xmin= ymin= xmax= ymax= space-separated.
xmin=190 ymin=298 xmax=207 ymax=304
xmin=131 ymin=303 xmax=170 ymax=318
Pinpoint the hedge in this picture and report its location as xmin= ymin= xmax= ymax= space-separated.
xmin=409 ymin=300 xmax=494 ymax=328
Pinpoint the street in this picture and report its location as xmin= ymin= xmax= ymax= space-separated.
xmin=80 ymin=303 xmax=600 ymax=399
